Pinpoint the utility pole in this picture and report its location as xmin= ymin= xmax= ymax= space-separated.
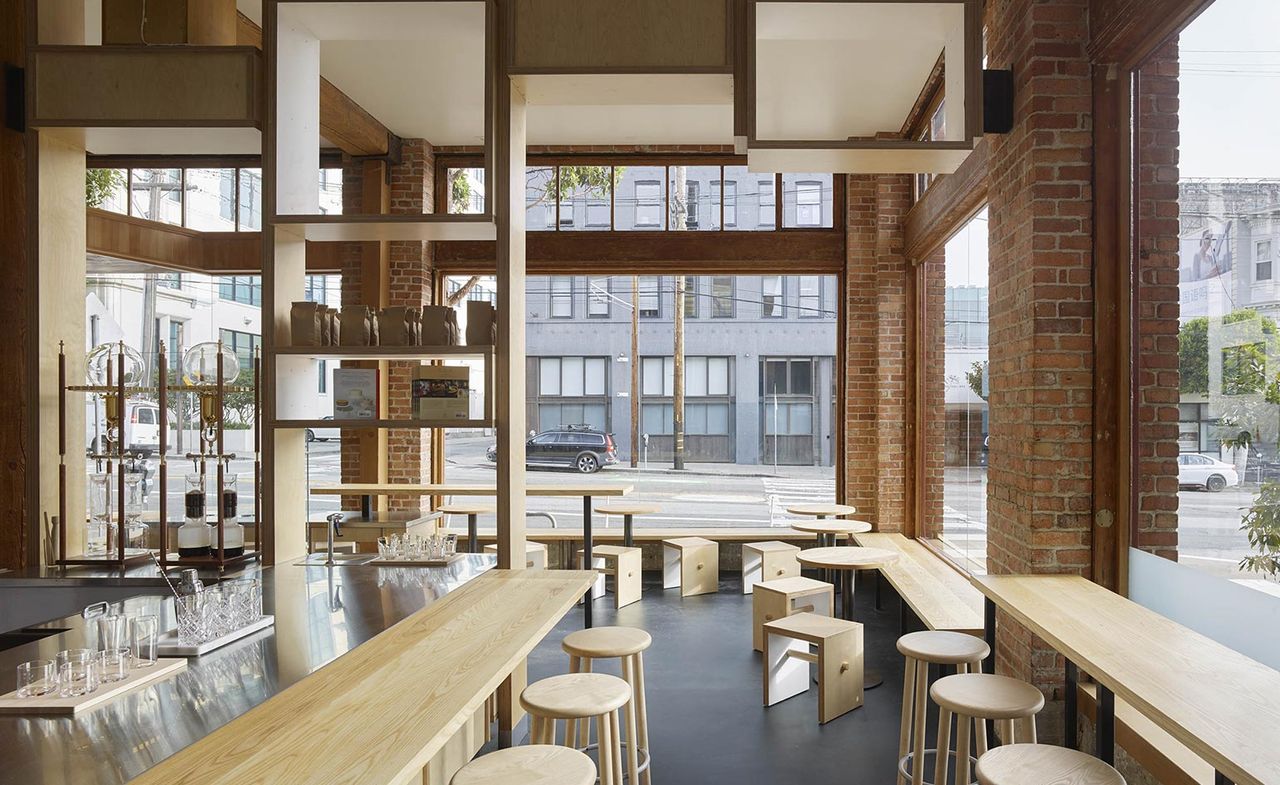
xmin=673 ymin=275 xmax=685 ymax=470
xmin=630 ymin=275 xmax=639 ymax=468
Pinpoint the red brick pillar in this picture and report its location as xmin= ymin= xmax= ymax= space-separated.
xmin=985 ymin=0 xmax=1094 ymax=697
xmin=922 ymin=253 xmax=947 ymax=539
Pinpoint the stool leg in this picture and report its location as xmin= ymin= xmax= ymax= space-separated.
xmin=578 ymin=659 xmax=594 ymax=749
xmin=1000 ymin=719 xmax=1014 ymax=746
xmin=898 ymin=657 xmax=914 ymax=785
xmin=599 ymin=710 xmax=616 ymax=785
xmin=531 ymin=715 xmax=544 ymax=746
xmin=610 ymin=709 xmax=625 ymax=785
xmin=1027 ymin=715 xmax=1037 ymax=743
xmin=624 ymin=514 xmax=634 ymax=548
xmin=545 ymin=717 xmax=558 ymax=745
xmin=956 ymin=715 xmax=972 ymax=785
xmin=935 ymin=707 xmax=952 ymax=785
xmin=622 ymin=656 xmax=640 ymax=785
xmin=634 ymin=651 xmax=652 ymax=785
xmin=911 ymin=658 xmax=928 ymax=785
xmin=567 ymin=655 xmax=582 ymax=746
xmin=468 ymin=513 xmax=478 ymax=554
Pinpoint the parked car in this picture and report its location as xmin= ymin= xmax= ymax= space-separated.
xmin=487 ymin=426 xmax=619 ymax=473
xmin=86 ymin=398 xmax=160 ymax=456
xmin=305 ymin=416 xmax=341 ymax=443
xmin=1176 ymin=453 xmax=1240 ymax=492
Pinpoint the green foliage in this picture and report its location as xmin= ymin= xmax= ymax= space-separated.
xmin=965 ymin=360 xmax=988 ymax=401
xmin=449 ymin=169 xmax=473 ymax=213
xmin=86 ymin=169 xmax=125 ymax=209
xmin=1240 ymin=481 xmax=1280 ymax=579
xmin=526 ymin=165 xmax=622 ymax=209
xmin=1178 ymin=309 xmax=1280 ymax=397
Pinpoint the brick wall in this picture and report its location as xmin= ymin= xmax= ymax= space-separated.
xmin=985 ymin=0 xmax=1095 ymax=696
xmin=1134 ymin=42 xmax=1181 ymax=560
xmin=922 ymin=254 xmax=946 ymax=539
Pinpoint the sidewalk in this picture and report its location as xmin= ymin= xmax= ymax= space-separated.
xmin=453 ymin=458 xmax=834 ymax=481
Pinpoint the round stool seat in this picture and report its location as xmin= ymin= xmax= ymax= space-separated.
xmin=521 ymin=673 xmax=631 ymax=719
xmin=563 ymin=626 xmax=652 ymax=659
xmin=897 ymin=630 xmax=990 ymax=665
xmin=976 ymin=744 xmax=1126 ymax=785
xmin=439 ymin=503 xmax=496 ymax=515
xmin=931 ymin=673 xmax=1045 ymax=720
xmin=451 ymin=745 xmax=596 ymax=785
xmin=593 ymin=502 xmax=661 ymax=516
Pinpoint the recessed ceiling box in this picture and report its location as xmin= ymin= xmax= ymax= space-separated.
xmin=747 ymin=0 xmax=982 ymax=174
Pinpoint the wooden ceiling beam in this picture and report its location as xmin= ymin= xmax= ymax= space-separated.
xmin=902 ymin=137 xmax=989 ymax=263
xmin=1088 ymin=0 xmax=1213 ymax=67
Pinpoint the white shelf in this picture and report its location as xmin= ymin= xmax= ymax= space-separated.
xmin=273 ymin=345 xmax=493 ymax=361
xmin=272 ymin=214 xmax=495 ymax=242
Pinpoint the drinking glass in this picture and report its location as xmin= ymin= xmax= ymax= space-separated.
xmin=443 ymin=533 xmax=458 ymax=557
xmin=97 ymin=614 xmax=127 ymax=652
xmin=203 ymin=588 xmax=230 ymax=638
xmin=131 ymin=615 xmax=159 ymax=667
xmin=175 ymin=595 xmax=206 ymax=645
xmin=98 ymin=647 xmax=131 ymax=683
xmin=58 ymin=650 xmax=99 ymax=697
xmin=16 ymin=660 xmax=57 ymax=698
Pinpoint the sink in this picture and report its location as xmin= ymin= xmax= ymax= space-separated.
xmin=295 ymin=553 xmax=378 ymax=567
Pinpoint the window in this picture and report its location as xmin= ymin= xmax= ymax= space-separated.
xmin=642 ymin=403 xmax=673 ymax=435
xmin=615 ymin=166 xmax=666 ymax=230
xmin=219 ymin=329 xmax=261 ymax=371
xmin=762 ymin=276 xmax=783 ymax=318
xmin=761 ymin=357 xmax=812 ymax=395
xmin=671 ymin=166 xmax=720 ymax=230
xmin=539 ymin=356 xmax=608 ymax=397
xmin=130 ymin=168 xmax=182 ymax=225
xmin=558 ymin=165 xmax=612 ymax=231
xmin=88 ymin=169 xmax=128 ymax=214
xmin=158 ymin=273 xmax=182 ymax=290
xmin=784 ymin=173 xmax=833 ymax=228
xmin=635 ymin=180 xmax=662 ymax=228
xmin=525 ymin=167 xmax=556 ymax=230
xmin=587 ymin=277 xmax=611 ymax=318
xmin=1257 ymin=240 xmax=1273 ymax=282
xmin=318 ymin=168 xmax=343 ymax=216
xmin=167 ymin=321 xmax=184 ymax=371
xmin=558 ymin=200 xmax=575 ymax=228
xmin=798 ymin=276 xmax=821 ymax=317
xmin=683 ymin=276 xmax=698 ymax=319
xmin=318 ymin=360 xmax=328 ymax=393
xmin=587 ymin=200 xmax=610 ymax=228
xmin=238 ymin=168 xmax=262 ymax=231
xmin=638 ymin=276 xmax=661 ymax=318
xmin=682 ymin=356 xmax=732 ymax=397
xmin=686 ymin=182 xmax=700 ymax=228
xmin=641 ymin=357 xmax=674 ymax=396
xmin=759 ymin=178 xmax=776 ymax=228
xmin=711 ymin=277 xmax=734 ymax=318
xmin=446 ymin=167 xmax=485 ymax=214
xmin=795 ymin=181 xmax=822 ymax=227
xmin=304 ymin=275 xmax=335 ymax=306
xmin=219 ymin=276 xmax=262 ymax=307
xmin=686 ymin=402 xmax=731 ymax=435
xmin=723 ymin=181 xmax=737 ymax=227
xmin=550 ymin=277 xmax=573 ymax=318
xmin=539 ymin=358 xmax=562 ymax=395
xmin=181 ymin=168 xmax=236 ymax=231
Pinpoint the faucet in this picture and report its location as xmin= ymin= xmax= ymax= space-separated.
xmin=325 ymin=513 xmax=344 ymax=566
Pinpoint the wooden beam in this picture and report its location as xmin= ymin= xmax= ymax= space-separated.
xmin=1089 ymin=0 xmax=1213 ymax=67
xmin=236 ymin=12 xmax=391 ymax=157
xmin=902 ymin=137 xmax=989 ymax=263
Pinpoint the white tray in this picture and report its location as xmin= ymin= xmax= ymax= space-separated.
xmin=368 ymin=554 xmax=465 ymax=567
xmin=0 ymin=658 xmax=187 ymax=715
xmin=157 ymin=615 xmax=275 ymax=657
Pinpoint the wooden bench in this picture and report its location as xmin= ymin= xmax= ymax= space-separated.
xmin=851 ymin=532 xmax=984 ymax=635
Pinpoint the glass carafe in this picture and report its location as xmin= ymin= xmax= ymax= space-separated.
xmin=87 ymin=473 xmax=110 ymax=553
xmin=123 ymin=471 xmax=145 ymax=549
xmin=178 ymin=474 xmax=211 ymax=558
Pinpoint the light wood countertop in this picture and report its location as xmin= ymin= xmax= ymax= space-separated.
xmin=972 ymin=574 xmax=1280 ymax=785
xmin=128 ymin=569 xmax=596 ymax=785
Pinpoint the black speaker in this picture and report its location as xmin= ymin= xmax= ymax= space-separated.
xmin=4 ymin=64 xmax=24 ymax=133
xmin=983 ymin=69 xmax=1014 ymax=134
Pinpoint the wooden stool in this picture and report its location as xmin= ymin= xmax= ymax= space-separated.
xmin=763 ymin=612 xmax=864 ymax=724
xmin=662 ymin=537 xmax=718 ymax=597
xmin=896 ymin=631 xmax=991 ymax=785
xmin=592 ymin=502 xmax=660 ymax=548
xmin=752 ymin=576 xmax=833 ymax=652
xmin=742 ymin=541 xmax=801 ymax=594
xmin=521 ymin=673 xmax=632 ymax=785
xmin=438 ymin=502 xmax=496 ymax=554
xmin=451 ymin=745 xmax=597 ymax=785
xmin=976 ymin=744 xmax=1126 ymax=785
xmin=562 ymin=626 xmax=653 ymax=785
xmin=931 ymin=673 xmax=1045 ymax=785
xmin=484 ymin=541 xmax=549 ymax=569
xmin=577 ymin=545 xmax=642 ymax=609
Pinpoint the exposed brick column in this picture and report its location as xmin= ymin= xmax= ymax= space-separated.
xmin=844 ymin=176 xmax=880 ymax=521
xmin=339 ymin=157 xmax=370 ymax=510
xmin=985 ymin=0 xmax=1094 ymax=702
xmin=922 ymin=253 xmax=947 ymax=539
xmin=1134 ymin=42 xmax=1181 ymax=560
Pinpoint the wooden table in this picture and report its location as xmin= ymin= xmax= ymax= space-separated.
xmin=972 ymin=574 xmax=1280 ymax=785
xmin=798 ymin=546 xmax=899 ymax=688
xmin=311 ymin=482 xmax=633 ymax=628
xmin=128 ymin=569 xmax=597 ymax=785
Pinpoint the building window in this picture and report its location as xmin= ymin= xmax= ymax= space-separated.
xmin=760 ymin=178 xmax=776 ymax=228
xmin=796 ymin=181 xmax=822 ymax=227
xmin=798 ymin=276 xmax=821 ymax=317
xmin=238 ymin=168 xmax=262 ymax=231
xmin=526 ymin=167 xmax=556 ymax=230
xmin=684 ymin=356 xmax=732 ymax=396
xmin=641 ymin=356 xmax=674 ymax=396
xmin=219 ymin=276 xmax=262 ymax=307
xmin=784 ymin=173 xmax=833 ymax=229
xmin=550 ymin=277 xmax=573 ymax=318
xmin=686 ymin=182 xmax=700 ymax=228
xmin=219 ymin=329 xmax=261 ymax=371
xmin=1257 ymin=239 xmax=1273 ymax=282
xmin=587 ymin=277 xmax=611 ymax=318
xmin=158 ymin=273 xmax=182 ymax=290
xmin=539 ymin=356 xmax=608 ymax=397
xmin=762 ymin=276 xmax=783 ymax=318
xmin=586 ymin=200 xmax=610 ymax=228
xmin=683 ymin=276 xmax=698 ymax=319
xmin=710 ymin=277 xmax=734 ymax=318
xmin=638 ymin=276 xmax=661 ymax=318
xmin=304 ymin=275 xmax=333 ymax=305
xmin=318 ymin=360 xmax=328 ymax=393
xmin=635 ymin=180 xmax=662 ymax=228
xmin=446 ymin=167 xmax=486 ymax=214
xmin=723 ymin=181 xmax=737 ymax=227
xmin=167 ymin=321 xmax=184 ymax=371
xmin=558 ymin=200 xmax=575 ymax=228
xmin=762 ymin=358 xmax=812 ymax=396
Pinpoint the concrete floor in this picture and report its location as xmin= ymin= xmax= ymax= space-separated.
xmin=524 ymin=571 xmax=910 ymax=785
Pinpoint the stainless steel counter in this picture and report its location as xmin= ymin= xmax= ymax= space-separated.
xmin=0 ymin=556 xmax=496 ymax=785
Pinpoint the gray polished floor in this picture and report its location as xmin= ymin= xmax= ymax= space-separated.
xmin=525 ymin=572 xmax=909 ymax=785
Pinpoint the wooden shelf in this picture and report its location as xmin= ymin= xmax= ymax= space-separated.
xmin=273 ymin=345 xmax=493 ymax=361
xmin=271 ymin=419 xmax=492 ymax=430
xmin=272 ymin=214 xmax=495 ymax=242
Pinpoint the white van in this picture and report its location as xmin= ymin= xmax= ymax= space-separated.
xmin=86 ymin=398 xmax=161 ymax=456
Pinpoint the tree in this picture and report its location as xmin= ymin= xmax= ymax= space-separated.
xmin=965 ymin=360 xmax=988 ymax=401
xmin=448 ymin=169 xmax=473 ymax=214
xmin=86 ymin=169 xmax=125 ymax=208
xmin=1178 ymin=309 xmax=1280 ymax=397
xmin=1240 ymin=481 xmax=1280 ymax=580
xmin=526 ymin=165 xmax=621 ymax=212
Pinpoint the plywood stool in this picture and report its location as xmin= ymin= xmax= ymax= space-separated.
xmin=438 ymin=502 xmax=496 ymax=554
xmin=451 ymin=745 xmax=596 ymax=785
xmin=562 ymin=626 xmax=653 ymax=785
xmin=742 ymin=541 xmax=801 ymax=594
xmin=931 ymin=673 xmax=1045 ymax=785
xmin=522 ymin=673 xmax=632 ymax=785
xmin=976 ymin=744 xmax=1126 ymax=785
xmin=763 ymin=612 xmax=864 ymax=724
xmin=662 ymin=537 xmax=718 ymax=597
xmin=577 ymin=545 xmax=642 ymax=609
xmin=752 ymin=576 xmax=833 ymax=652
xmin=896 ymin=631 xmax=991 ymax=785
xmin=484 ymin=541 xmax=549 ymax=570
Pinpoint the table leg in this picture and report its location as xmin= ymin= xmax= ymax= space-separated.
xmin=1097 ymin=684 xmax=1115 ymax=766
xmin=468 ymin=513 xmax=478 ymax=555
xmin=361 ymin=494 xmax=372 ymax=520
xmin=983 ymin=596 xmax=997 ymax=742
xmin=1216 ymin=773 xmax=1234 ymax=785
xmin=841 ymin=567 xmax=854 ymax=622
xmin=624 ymin=513 xmax=633 ymax=548
xmin=583 ymin=495 xmax=593 ymax=629
xmin=1064 ymin=660 xmax=1078 ymax=750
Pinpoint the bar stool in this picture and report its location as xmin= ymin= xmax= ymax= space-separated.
xmin=895 ymin=631 xmax=990 ymax=785
xmin=593 ymin=502 xmax=660 ymax=548
xmin=521 ymin=673 xmax=631 ymax=785
xmin=438 ymin=502 xmax=495 ymax=554
xmin=484 ymin=541 xmax=549 ymax=569
xmin=931 ymin=673 xmax=1045 ymax=785
xmin=577 ymin=545 xmax=643 ymax=609
xmin=451 ymin=746 xmax=597 ymax=785
xmin=976 ymin=744 xmax=1125 ymax=785
xmin=562 ymin=626 xmax=653 ymax=785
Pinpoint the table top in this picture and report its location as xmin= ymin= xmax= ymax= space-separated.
xmin=130 ymin=569 xmax=596 ymax=785
xmin=797 ymin=546 xmax=899 ymax=570
xmin=790 ymin=519 xmax=874 ymax=536
xmin=972 ymin=574 xmax=1280 ymax=785
xmin=785 ymin=503 xmax=858 ymax=517
xmin=592 ymin=502 xmax=662 ymax=516
xmin=311 ymin=483 xmax=633 ymax=497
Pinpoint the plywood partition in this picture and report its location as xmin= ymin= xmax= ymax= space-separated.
xmin=266 ymin=226 xmax=309 ymax=564
xmin=274 ymin=4 xmax=320 ymax=216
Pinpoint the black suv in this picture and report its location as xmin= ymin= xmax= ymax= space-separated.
xmin=487 ymin=426 xmax=619 ymax=473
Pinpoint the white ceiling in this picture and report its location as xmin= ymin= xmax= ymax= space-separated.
xmin=754 ymin=2 xmax=961 ymax=141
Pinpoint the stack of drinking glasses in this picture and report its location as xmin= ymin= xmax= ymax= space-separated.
xmin=375 ymin=532 xmax=458 ymax=562
xmin=174 ymin=578 xmax=264 ymax=646
xmin=13 ymin=613 xmax=159 ymax=700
